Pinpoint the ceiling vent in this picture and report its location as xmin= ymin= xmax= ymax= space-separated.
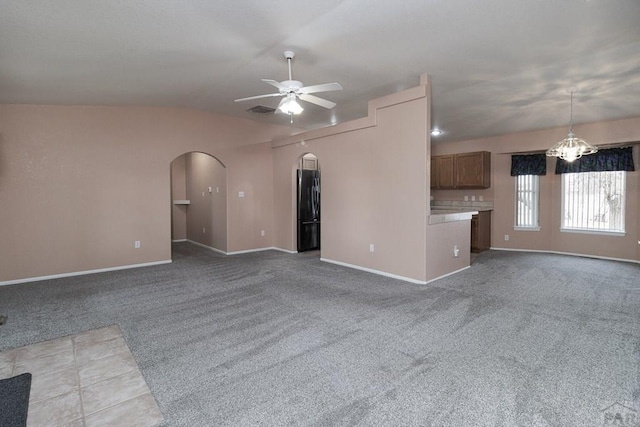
xmin=247 ymin=105 xmax=276 ymax=114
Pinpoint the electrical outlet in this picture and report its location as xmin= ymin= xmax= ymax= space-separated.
xmin=261 ymin=230 xmax=265 ymax=236
xmin=504 ymin=234 xmax=510 ymax=241
xmin=479 ymin=195 xmax=484 ymax=202
xmin=216 ymin=187 xmax=219 ymax=193
xmin=202 ymin=227 xmax=206 ymax=234
xmin=464 ymin=196 xmax=469 ymax=201
xmin=369 ymin=244 xmax=375 ymax=252
xmin=208 ymin=186 xmax=212 ymax=193
xmin=453 ymin=245 xmax=459 ymax=258
xmin=239 ymin=191 xmax=245 ymax=198
xmin=471 ymin=195 xmax=476 ymax=201
xmin=134 ymin=241 xmax=141 ymax=248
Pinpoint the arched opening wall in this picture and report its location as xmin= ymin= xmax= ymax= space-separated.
xmin=272 ymin=84 xmax=431 ymax=283
xmin=296 ymin=153 xmax=321 ymax=252
xmin=0 ymin=105 xmax=292 ymax=284
xmin=171 ymin=152 xmax=227 ymax=252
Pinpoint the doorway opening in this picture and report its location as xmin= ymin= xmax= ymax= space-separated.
xmin=170 ymin=152 xmax=227 ymax=254
xmin=297 ymin=153 xmax=320 ymax=252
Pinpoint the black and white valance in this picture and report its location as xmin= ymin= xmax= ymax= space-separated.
xmin=511 ymin=153 xmax=547 ymax=176
xmin=555 ymin=146 xmax=635 ymax=174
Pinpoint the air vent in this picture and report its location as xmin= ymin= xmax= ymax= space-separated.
xmin=247 ymin=105 xmax=276 ymax=114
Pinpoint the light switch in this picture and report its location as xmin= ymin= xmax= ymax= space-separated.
xmin=208 ymin=186 xmax=212 ymax=193
xmin=239 ymin=191 xmax=245 ymax=198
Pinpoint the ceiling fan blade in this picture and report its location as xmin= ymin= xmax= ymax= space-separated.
xmin=298 ymin=94 xmax=336 ymax=109
xmin=298 ymin=82 xmax=343 ymax=94
xmin=234 ymin=93 xmax=282 ymax=102
xmin=262 ymin=79 xmax=288 ymax=91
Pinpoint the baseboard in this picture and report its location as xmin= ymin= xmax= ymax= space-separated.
xmin=172 ymin=239 xmax=187 ymax=242
xmin=186 ymin=240 xmax=226 ymax=255
xmin=268 ymin=247 xmax=298 ymax=254
xmin=424 ymin=266 xmax=471 ymax=284
xmin=227 ymin=247 xmax=297 ymax=255
xmin=186 ymin=240 xmax=297 ymax=255
xmin=0 ymin=260 xmax=173 ymax=287
xmin=320 ymin=258 xmax=428 ymax=285
xmin=490 ymin=247 xmax=640 ymax=265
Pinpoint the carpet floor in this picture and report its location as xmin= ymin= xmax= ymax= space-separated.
xmin=1 ymin=243 xmax=639 ymax=426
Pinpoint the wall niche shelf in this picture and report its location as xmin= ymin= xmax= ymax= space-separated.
xmin=173 ymin=200 xmax=191 ymax=205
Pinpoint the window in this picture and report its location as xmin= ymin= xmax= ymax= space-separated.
xmin=561 ymin=171 xmax=626 ymax=233
xmin=515 ymin=175 xmax=540 ymax=229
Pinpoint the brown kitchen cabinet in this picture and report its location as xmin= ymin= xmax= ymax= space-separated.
xmin=430 ymin=151 xmax=491 ymax=189
xmin=456 ymin=151 xmax=491 ymax=188
xmin=430 ymin=155 xmax=455 ymax=189
xmin=471 ymin=211 xmax=491 ymax=252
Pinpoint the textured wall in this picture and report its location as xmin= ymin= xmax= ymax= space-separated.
xmin=0 ymin=105 xmax=290 ymax=282
xmin=272 ymin=86 xmax=431 ymax=282
xmin=184 ymin=152 xmax=227 ymax=251
xmin=170 ymin=155 xmax=187 ymax=241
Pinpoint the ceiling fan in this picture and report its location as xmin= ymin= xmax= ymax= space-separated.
xmin=234 ymin=51 xmax=343 ymax=119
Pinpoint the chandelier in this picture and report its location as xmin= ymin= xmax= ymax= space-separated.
xmin=546 ymin=88 xmax=597 ymax=162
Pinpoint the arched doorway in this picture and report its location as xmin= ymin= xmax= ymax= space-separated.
xmin=297 ymin=153 xmax=320 ymax=252
xmin=170 ymin=152 xmax=227 ymax=253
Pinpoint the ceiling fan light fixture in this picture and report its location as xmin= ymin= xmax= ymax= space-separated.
xmin=546 ymin=88 xmax=597 ymax=162
xmin=234 ymin=51 xmax=341 ymax=121
xmin=278 ymin=93 xmax=304 ymax=115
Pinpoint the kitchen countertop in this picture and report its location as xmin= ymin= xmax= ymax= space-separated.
xmin=428 ymin=200 xmax=492 ymax=225
xmin=428 ymin=209 xmax=478 ymax=225
xmin=430 ymin=201 xmax=494 ymax=212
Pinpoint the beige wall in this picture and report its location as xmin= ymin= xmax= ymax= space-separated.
xmin=219 ymin=141 xmax=275 ymax=252
xmin=272 ymin=85 xmax=431 ymax=282
xmin=170 ymin=155 xmax=187 ymax=241
xmin=184 ymin=152 xmax=227 ymax=251
xmin=4 ymin=97 xmax=637 ymax=285
xmin=0 ymin=105 xmax=291 ymax=282
xmin=432 ymin=117 xmax=640 ymax=262
xmin=426 ymin=220 xmax=471 ymax=281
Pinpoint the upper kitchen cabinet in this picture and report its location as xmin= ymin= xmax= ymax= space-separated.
xmin=455 ymin=151 xmax=491 ymax=188
xmin=431 ymin=155 xmax=455 ymax=189
xmin=430 ymin=151 xmax=491 ymax=189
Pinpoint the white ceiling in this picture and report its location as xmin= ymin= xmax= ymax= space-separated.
xmin=1 ymin=0 xmax=640 ymax=143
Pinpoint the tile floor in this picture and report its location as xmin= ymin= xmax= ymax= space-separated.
xmin=0 ymin=325 xmax=163 ymax=427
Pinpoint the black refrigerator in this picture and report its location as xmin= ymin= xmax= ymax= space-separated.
xmin=297 ymin=169 xmax=320 ymax=252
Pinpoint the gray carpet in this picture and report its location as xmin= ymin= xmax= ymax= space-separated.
xmin=1 ymin=243 xmax=639 ymax=426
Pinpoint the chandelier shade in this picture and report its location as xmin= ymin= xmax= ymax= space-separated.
xmin=546 ymin=89 xmax=597 ymax=162
xmin=546 ymin=131 xmax=598 ymax=162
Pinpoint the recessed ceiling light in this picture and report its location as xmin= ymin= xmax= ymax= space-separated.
xmin=431 ymin=129 xmax=443 ymax=136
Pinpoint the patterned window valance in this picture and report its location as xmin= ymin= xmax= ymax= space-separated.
xmin=511 ymin=153 xmax=547 ymax=176
xmin=555 ymin=146 xmax=635 ymax=174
